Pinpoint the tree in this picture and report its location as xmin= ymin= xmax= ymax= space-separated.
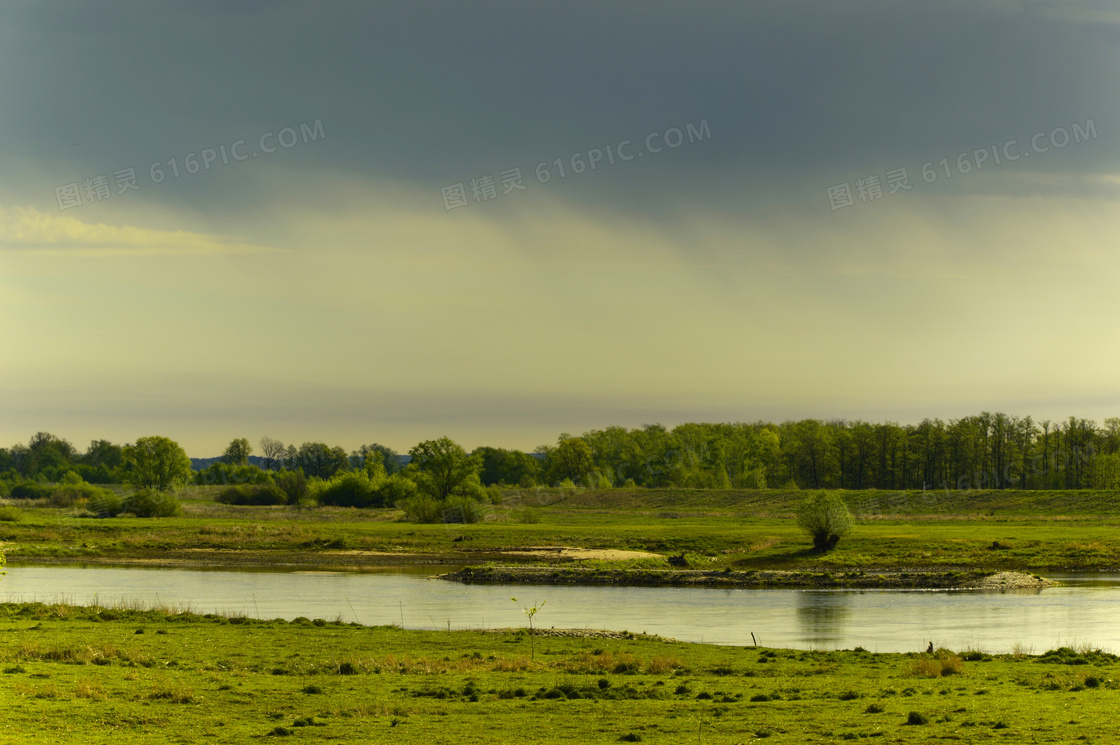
xmin=221 ymin=438 xmax=252 ymax=466
xmin=408 ymin=437 xmax=481 ymax=499
xmin=296 ymin=442 xmax=350 ymax=479
xmin=355 ymin=443 xmax=401 ymax=476
xmin=796 ymin=491 xmax=854 ymax=552
xmin=547 ymin=436 xmax=595 ymax=485
xmin=122 ymin=436 xmax=192 ymax=492
xmin=25 ymin=432 xmax=77 ymax=478
xmin=259 ymin=436 xmax=286 ymax=471
xmin=475 ymin=446 xmax=542 ymax=487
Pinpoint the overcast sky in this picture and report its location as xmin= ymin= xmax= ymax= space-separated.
xmin=2 ymin=1 xmax=1118 ymax=457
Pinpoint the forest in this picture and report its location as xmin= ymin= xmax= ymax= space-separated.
xmin=1 ymin=412 xmax=1118 ymax=493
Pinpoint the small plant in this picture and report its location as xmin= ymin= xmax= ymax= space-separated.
xmin=0 ymin=505 xmax=22 ymax=522
xmin=906 ymin=711 xmax=929 ymax=726
xmin=511 ymin=597 xmax=546 ymax=661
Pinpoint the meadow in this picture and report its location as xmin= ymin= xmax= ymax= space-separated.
xmin=1 ymin=601 xmax=1117 ymax=744
xmin=1 ymin=486 xmax=1119 ymax=573
xmin=2 ymin=487 xmax=1118 ymax=742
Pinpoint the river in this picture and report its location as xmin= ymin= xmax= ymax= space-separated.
xmin=3 ymin=564 xmax=1117 ymax=653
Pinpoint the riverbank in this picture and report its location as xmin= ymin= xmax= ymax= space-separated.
xmin=3 ymin=486 xmax=1120 ymax=576
xmin=440 ymin=566 xmax=1056 ymax=590
xmin=1 ymin=601 xmax=1117 ymax=744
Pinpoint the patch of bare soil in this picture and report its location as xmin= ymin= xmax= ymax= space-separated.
xmin=496 ymin=546 xmax=661 ymax=561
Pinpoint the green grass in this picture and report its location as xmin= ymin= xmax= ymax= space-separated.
xmin=2 ymin=486 xmax=1120 ymax=572
xmin=1 ymin=602 xmax=1118 ymax=744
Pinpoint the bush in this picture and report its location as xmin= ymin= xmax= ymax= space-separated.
xmin=0 ymin=506 xmax=22 ymax=522
xmin=396 ymin=494 xmax=443 ymax=523
xmin=484 ymin=485 xmax=503 ymax=505
xmin=9 ymin=483 xmax=52 ymax=500
xmin=442 ymin=496 xmax=484 ymax=523
xmin=796 ymin=491 xmax=854 ymax=552
xmin=194 ymin=462 xmax=271 ymax=487
xmin=216 ymin=484 xmax=287 ymax=506
xmin=87 ymin=490 xmax=124 ymax=518
xmin=318 ymin=472 xmax=382 ymax=508
xmin=50 ymin=483 xmax=118 ymax=509
xmin=123 ymin=490 xmax=182 ymax=518
xmin=377 ymin=474 xmax=418 ymax=505
xmin=273 ymin=470 xmax=309 ymax=505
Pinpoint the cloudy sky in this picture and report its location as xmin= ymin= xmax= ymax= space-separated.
xmin=1 ymin=1 xmax=1118 ymax=457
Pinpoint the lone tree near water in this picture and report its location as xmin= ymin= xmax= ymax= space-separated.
xmin=796 ymin=491 xmax=854 ymax=552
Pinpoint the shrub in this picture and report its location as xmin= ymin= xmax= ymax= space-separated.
xmin=377 ymin=474 xmax=418 ymax=505
xmin=0 ymin=505 xmax=22 ymax=522
xmin=906 ymin=711 xmax=929 ymax=726
xmin=60 ymin=471 xmax=84 ymax=486
xmin=796 ymin=491 xmax=854 ymax=552
xmin=87 ymin=491 xmax=124 ymax=518
xmin=48 ymin=483 xmax=118 ymax=509
xmin=273 ymin=470 xmax=309 ymax=505
xmin=9 ymin=483 xmax=52 ymax=500
xmin=443 ymin=496 xmax=484 ymax=524
xmin=123 ymin=490 xmax=182 ymax=518
xmin=396 ymin=494 xmax=443 ymax=523
xmin=216 ymin=484 xmax=287 ymax=506
xmin=318 ymin=472 xmax=382 ymax=508
xmin=193 ymin=462 xmax=271 ymax=487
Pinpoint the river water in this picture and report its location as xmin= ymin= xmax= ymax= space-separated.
xmin=3 ymin=564 xmax=1117 ymax=654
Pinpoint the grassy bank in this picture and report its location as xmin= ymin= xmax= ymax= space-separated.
xmin=1 ymin=602 xmax=1117 ymax=744
xmin=1 ymin=487 xmax=1119 ymax=572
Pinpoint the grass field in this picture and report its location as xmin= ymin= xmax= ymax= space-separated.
xmin=2 ymin=486 xmax=1120 ymax=573
xmin=1 ymin=602 xmax=1117 ymax=744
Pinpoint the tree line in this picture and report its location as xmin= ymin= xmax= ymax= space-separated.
xmin=3 ymin=412 xmax=1120 ymax=495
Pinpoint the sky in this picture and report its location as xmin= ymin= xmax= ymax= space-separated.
xmin=1 ymin=1 xmax=1118 ymax=457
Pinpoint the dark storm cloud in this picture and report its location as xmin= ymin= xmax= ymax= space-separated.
xmin=2 ymin=1 xmax=1116 ymax=216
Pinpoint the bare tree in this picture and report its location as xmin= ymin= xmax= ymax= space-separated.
xmin=259 ymin=436 xmax=286 ymax=471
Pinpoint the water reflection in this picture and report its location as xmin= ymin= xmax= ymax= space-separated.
xmin=795 ymin=590 xmax=851 ymax=648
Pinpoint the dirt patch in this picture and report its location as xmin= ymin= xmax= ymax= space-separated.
xmin=496 ymin=546 xmax=661 ymax=561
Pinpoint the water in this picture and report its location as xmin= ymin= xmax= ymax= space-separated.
xmin=3 ymin=564 xmax=1118 ymax=653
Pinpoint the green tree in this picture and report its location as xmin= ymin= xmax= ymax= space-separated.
xmin=547 ymin=436 xmax=595 ymax=485
xmin=79 ymin=439 xmax=124 ymax=483
xmin=25 ymin=432 xmax=77 ymax=478
xmin=355 ymin=443 xmax=402 ymax=475
xmin=796 ymin=491 xmax=854 ymax=552
xmin=475 ymin=447 xmax=542 ymax=487
xmin=407 ymin=437 xmax=481 ymax=500
xmin=122 ymin=436 xmax=192 ymax=492
xmin=221 ymin=438 xmax=252 ymax=466
xmin=296 ymin=442 xmax=350 ymax=479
